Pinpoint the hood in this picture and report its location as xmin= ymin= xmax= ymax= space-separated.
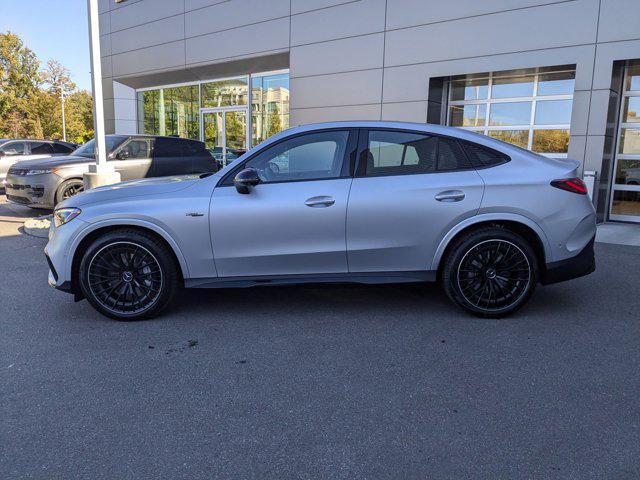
xmin=13 ymin=155 xmax=92 ymax=170
xmin=59 ymin=175 xmax=203 ymax=208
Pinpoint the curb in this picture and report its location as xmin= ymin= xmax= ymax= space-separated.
xmin=23 ymin=215 xmax=52 ymax=238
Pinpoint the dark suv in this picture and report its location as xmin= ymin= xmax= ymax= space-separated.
xmin=5 ymin=135 xmax=216 ymax=209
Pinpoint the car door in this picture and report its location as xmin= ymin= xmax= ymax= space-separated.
xmin=210 ymin=129 xmax=357 ymax=278
xmin=0 ymin=141 xmax=27 ymax=178
xmin=110 ymin=138 xmax=152 ymax=180
xmin=346 ymin=129 xmax=485 ymax=273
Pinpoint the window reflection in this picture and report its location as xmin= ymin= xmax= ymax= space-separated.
xmin=491 ymin=75 xmax=534 ymax=98
xmin=625 ymin=63 xmax=640 ymax=91
xmin=447 ymin=65 xmax=575 ymax=155
xmin=535 ymin=100 xmax=573 ymax=125
xmin=490 ymin=102 xmax=531 ymax=126
xmin=201 ymin=78 xmax=248 ymax=108
xmin=620 ymin=128 xmax=640 ymax=154
xmin=612 ymin=190 xmax=640 ymax=216
xmin=138 ymin=85 xmax=199 ymax=139
xmin=532 ymin=129 xmax=569 ymax=153
xmin=622 ymin=97 xmax=640 ymax=123
xmin=615 ymin=159 xmax=640 ymax=185
xmin=488 ymin=130 xmax=529 ymax=148
xmin=251 ymin=73 xmax=290 ymax=145
xmin=449 ymin=104 xmax=486 ymax=127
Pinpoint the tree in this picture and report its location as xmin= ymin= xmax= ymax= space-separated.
xmin=0 ymin=31 xmax=94 ymax=142
xmin=0 ymin=31 xmax=41 ymax=137
xmin=266 ymin=104 xmax=282 ymax=138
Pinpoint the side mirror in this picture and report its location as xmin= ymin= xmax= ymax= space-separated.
xmin=234 ymin=167 xmax=260 ymax=194
xmin=116 ymin=150 xmax=130 ymax=160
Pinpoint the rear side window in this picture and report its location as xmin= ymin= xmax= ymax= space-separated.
xmin=461 ymin=141 xmax=510 ymax=168
xmin=366 ymin=131 xmax=437 ymax=176
xmin=53 ymin=143 xmax=74 ymax=154
xmin=147 ymin=137 xmax=215 ymax=177
xmin=365 ymin=131 xmax=473 ymax=176
xmin=153 ymin=138 xmax=206 ymax=157
xmin=29 ymin=142 xmax=55 ymax=154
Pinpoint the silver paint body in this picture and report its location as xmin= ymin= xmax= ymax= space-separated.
xmin=45 ymin=122 xmax=596 ymax=291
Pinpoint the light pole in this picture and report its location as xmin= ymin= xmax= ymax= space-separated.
xmin=60 ymin=88 xmax=66 ymax=142
xmin=83 ymin=0 xmax=120 ymax=190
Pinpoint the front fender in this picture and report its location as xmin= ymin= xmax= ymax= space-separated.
xmin=65 ymin=217 xmax=191 ymax=282
xmin=430 ymin=212 xmax=552 ymax=271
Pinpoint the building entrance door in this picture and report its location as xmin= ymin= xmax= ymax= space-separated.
xmin=201 ymin=107 xmax=248 ymax=167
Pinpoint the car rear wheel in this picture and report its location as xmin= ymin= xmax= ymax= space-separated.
xmin=78 ymin=229 xmax=180 ymax=320
xmin=442 ymin=227 xmax=538 ymax=318
xmin=55 ymin=178 xmax=84 ymax=205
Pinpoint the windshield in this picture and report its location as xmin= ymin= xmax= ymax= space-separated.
xmin=72 ymin=136 xmax=128 ymax=158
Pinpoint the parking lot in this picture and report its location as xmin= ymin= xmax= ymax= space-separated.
xmin=1 ymin=193 xmax=640 ymax=479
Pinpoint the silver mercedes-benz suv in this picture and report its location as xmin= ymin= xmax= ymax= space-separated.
xmin=45 ymin=121 xmax=596 ymax=320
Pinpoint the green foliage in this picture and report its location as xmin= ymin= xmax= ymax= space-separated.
xmin=0 ymin=31 xmax=94 ymax=141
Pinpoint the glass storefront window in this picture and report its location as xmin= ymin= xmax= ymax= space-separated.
xmin=137 ymin=85 xmax=199 ymax=139
xmin=535 ymin=99 xmax=573 ymax=125
xmin=449 ymin=76 xmax=489 ymax=101
xmin=447 ymin=65 xmax=575 ymax=156
xmin=620 ymin=128 xmax=640 ymax=155
xmin=532 ymin=129 xmax=570 ymax=153
xmin=251 ymin=73 xmax=290 ymax=146
xmin=491 ymin=75 xmax=534 ymax=99
xmin=614 ymin=159 xmax=640 ymax=185
xmin=489 ymin=102 xmax=532 ymax=126
xmin=488 ymin=130 xmax=529 ymax=148
xmin=448 ymin=104 xmax=486 ymax=127
xmin=137 ymin=71 xmax=289 ymax=149
xmin=201 ymin=78 xmax=248 ymax=108
xmin=624 ymin=63 xmax=640 ymax=92
xmin=622 ymin=97 xmax=640 ymax=123
xmin=611 ymin=190 xmax=640 ymax=216
xmin=537 ymin=70 xmax=575 ymax=96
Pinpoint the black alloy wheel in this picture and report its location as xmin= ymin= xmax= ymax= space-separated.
xmin=79 ymin=230 xmax=179 ymax=320
xmin=442 ymin=227 xmax=538 ymax=318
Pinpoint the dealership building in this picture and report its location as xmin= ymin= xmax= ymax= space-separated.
xmin=98 ymin=0 xmax=640 ymax=223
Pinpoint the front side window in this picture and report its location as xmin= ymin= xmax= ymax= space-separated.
xmin=73 ymin=136 xmax=128 ymax=158
xmin=0 ymin=142 xmax=26 ymax=155
xmin=29 ymin=142 xmax=55 ymax=154
xmin=365 ymin=131 xmax=471 ymax=176
xmin=116 ymin=139 xmax=150 ymax=159
xmin=243 ymin=131 xmax=349 ymax=183
xmin=447 ymin=65 xmax=576 ymax=157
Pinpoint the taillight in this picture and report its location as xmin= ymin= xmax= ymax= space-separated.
xmin=550 ymin=177 xmax=588 ymax=195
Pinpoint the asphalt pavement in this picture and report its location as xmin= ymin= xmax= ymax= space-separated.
xmin=1 ymin=194 xmax=639 ymax=479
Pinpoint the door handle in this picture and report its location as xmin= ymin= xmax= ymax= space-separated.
xmin=435 ymin=190 xmax=465 ymax=202
xmin=305 ymin=196 xmax=335 ymax=208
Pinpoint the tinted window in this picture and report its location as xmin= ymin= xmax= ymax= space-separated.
xmin=29 ymin=142 xmax=55 ymax=154
xmin=366 ymin=131 xmax=437 ymax=176
xmin=0 ymin=142 xmax=26 ymax=155
xmin=52 ymin=143 xmax=74 ymax=154
xmin=462 ymin=141 xmax=510 ymax=168
xmin=154 ymin=137 xmax=193 ymax=157
xmin=437 ymin=137 xmax=472 ymax=171
xmin=244 ymin=131 xmax=349 ymax=183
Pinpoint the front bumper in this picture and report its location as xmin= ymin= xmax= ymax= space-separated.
xmin=4 ymin=172 xmax=59 ymax=208
xmin=45 ymin=215 xmax=89 ymax=295
xmin=541 ymin=235 xmax=596 ymax=285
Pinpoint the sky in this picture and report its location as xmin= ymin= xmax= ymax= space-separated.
xmin=0 ymin=0 xmax=91 ymax=91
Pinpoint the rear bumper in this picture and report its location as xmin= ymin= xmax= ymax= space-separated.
xmin=541 ymin=235 xmax=595 ymax=285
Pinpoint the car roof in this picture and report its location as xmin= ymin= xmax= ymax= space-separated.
xmin=109 ymin=134 xmax=202 ymax=142
xmin=269 ymin=121 xmax=538 ymax=158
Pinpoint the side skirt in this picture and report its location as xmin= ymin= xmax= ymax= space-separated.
xmin=185 ymin=271 xmax=437 ymax=289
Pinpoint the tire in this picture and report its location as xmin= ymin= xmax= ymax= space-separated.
xmin=78 ymin=229 xmax=180 ymax=320
xmin=442 ymin=227 xmax=539 ymax=318
xmin=55 ymin=178 xmax=84 ymax=205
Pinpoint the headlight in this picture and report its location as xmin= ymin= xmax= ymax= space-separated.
xmin=53 ymin=207 xmax=81 ymax=227
xmin=26 ymin=168 xmax=58 ymax=175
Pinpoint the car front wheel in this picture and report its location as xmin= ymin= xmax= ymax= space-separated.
xmin=78 ymin=229 xmax=180 ymax=320
xmin=442 ymin=227 xmax=538 ymax=318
